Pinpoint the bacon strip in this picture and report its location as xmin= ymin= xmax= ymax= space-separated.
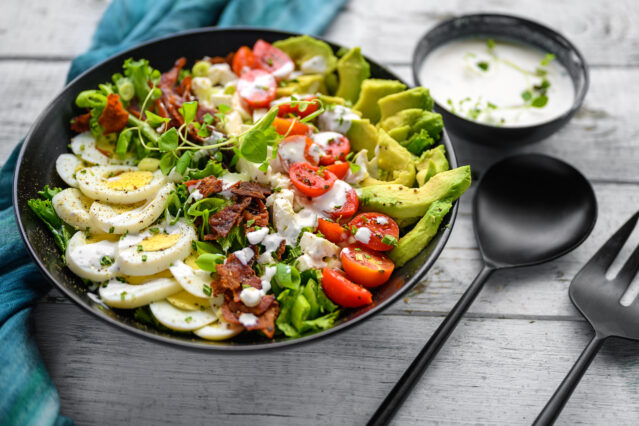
xmin=204 ymin=197 xmax=251 ymax=240
xmin=195 ymin=176 xmax=223 ymax=198
xmin=231 ymin=181 xmax=272 ymax=199
xmin=222 ymin=300 xmax=279 ymax=339
xmin=70 ymin=112 xmax=91 ymax=133
xmin=243 ymin=199 xmax=269 ymax=232
xmin=98 ymin=94 xmax=129 ymax=134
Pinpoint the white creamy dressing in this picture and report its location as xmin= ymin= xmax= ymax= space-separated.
xmin=237 ymin=73 xmax=275 ymax=99
xmin=239 ymin=287 xmax=262 ymax=307
xmin=419 ymin=39 xmax=575 ymax=127
xmin=278 ymin=138 xmax=308 ymax=168
xmin=312 ymin=131 xmax=342 ymax=154
xmin=375 ymin=216 xmax=389 ymax=225
xmin=318 ymin=105 xmax=359 ymax=133
xmin=233 ymin=247 xmax=254 ymax=266
xmin=68 ymin=240 xmax=118 ymax=272
xmin=246 ymin=227 xmax=269 ymax=245
xmin=238 ymin=313 xmax=258 ymax=327
xmin=271 ymin=61 xmax=295 ymax=80
xmin=354 ymin=227 xmax=372 ymax=244
xmin=311 ymin=180 xmax=351 ymax=214
xmin=301 ymin=55 xmax=327 ymax=74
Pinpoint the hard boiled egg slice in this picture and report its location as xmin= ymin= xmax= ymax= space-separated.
xmin=166 ymin=290 xmax=210 ymax=311
xmin=149 ymin=300 xmax=217 ymax=331
xmin=169 ymin=257 xmax=217 ymax=299
xmin=99 ymin=277 xmax=182 ymax=309
xmin=90 ymin=183 xmax=174 ymax=234
xmin=117 ymin=220 xmax=196 ymax=276
xmin=66 ymin=231 xmax=119 ymax=282
xmin=194 ymin=319 xmax=243 ymax=341
xmin=52 ymin=188 xmax=96 ymax=231
xmin=56 ymin=154 xmax=84 ymax=187
xmin=77 ymin=165 xmax=166 ymax=204
xmin=70 ymin=132 xmax=125 ymax=166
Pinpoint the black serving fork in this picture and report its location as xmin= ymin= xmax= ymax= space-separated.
xmin=534 ymin=211 xmax=639 ymax=424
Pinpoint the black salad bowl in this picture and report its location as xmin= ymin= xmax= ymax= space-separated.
xmin=413 ymin=13 xmax=589 ymax=147
xmin=14 ymin=28 xmax=459 ymax=351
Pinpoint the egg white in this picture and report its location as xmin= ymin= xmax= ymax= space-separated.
xmin=66 ymin=231 xmax=119 ymax=281
xmin=51 ymin=188 xmax=96 ymax=231
xmin=90 ymin=183 xmax=174 ymax=234
xmin=169 ymin=259 xmax=218 ymax=299
xmin=149 ymin=300 xmax=217 ymax=331
xmin=70 ymin=132 xmax=122 ymax=165
xmin=99 ymin=277 xmax=182 ymax=309
xmin=117 ymin=220 xmax=196 ymax=276
xmin=194 ymin=319 xmax=243 ymax=341
xmin=76 ymin=165 xmax=167 ymax=204
xmin=55 ymin=154 xmax=84 ymax=187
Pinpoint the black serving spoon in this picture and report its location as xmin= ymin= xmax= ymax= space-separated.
xmin=369 ymin=153 xmax=597 ymax=425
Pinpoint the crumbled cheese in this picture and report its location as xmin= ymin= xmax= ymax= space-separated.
xmin=375 ymin=216 xmax=389 ymax=225
xmin=207 ymin=63 xmax=237 ymax=86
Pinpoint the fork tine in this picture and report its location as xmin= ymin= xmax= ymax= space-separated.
xmin=614 ymin=240 xmax=639 ymax=285
xmin=582 ymin=211 xmax=639 ymax=273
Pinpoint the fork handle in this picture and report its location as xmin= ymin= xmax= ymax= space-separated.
xmin=533 ymin=334 xmax=605 ymax=425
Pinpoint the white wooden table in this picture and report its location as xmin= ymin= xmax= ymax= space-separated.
xmin=4 ymin=1 xmax=639 ymax=424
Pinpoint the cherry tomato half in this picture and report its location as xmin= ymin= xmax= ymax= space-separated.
xmin=277 ymin=95 xmax=320 ymax=119
xmin=341 ymin=244 xmax=395 ymax=287
xmin=326 ymin=184 xmax=359 ymax=223
xmin=272 ymin=117 xmax=312 ymax=136
xmin=232 ymin=46 xmax=256 ymax=76
xmin=278 ymin=135 xmax=318 ymax=172
xmin=325 ymin=162 xmax=350 ymax=180
xmin=236 ymin=69 xmax=276 ymax=108
xmin=349 ymin=213 xmax=400 ymax=252
xmin=321 ymin=268 xmax=373 ymax=308
xmin=312 ymin=132 xmax=351 ymax=165
xmin=290 ymin=163 xmax=337 ymax=197
xmin=318 ymin=218 xmax=349 ymax=244
xmin=253 ymin=39 xmax=294 ymax=79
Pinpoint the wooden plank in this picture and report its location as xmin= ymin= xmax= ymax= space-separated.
xmin=32 ymin=303 xmax=639 ymax=425
xmin=2 ymin=0 xmax=639 ymax=67
xmin=325 ymin=0 xmax=639 ymax=66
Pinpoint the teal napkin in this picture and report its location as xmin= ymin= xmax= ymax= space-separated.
xmin=0 ymin=0 xmax=345 ymax=424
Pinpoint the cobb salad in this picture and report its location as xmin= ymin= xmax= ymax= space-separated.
xmin=28 ymin=35 xmax=471 ymax=341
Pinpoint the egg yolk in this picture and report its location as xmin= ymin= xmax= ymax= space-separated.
xmin=108 ymin=200 xmax=146 ymax=214
xmin=166 ymin=291 xmax=211 ymax=311
xmin=184 ymin=254 xmax=200 ymax=270
xmin=106 ymin=171 xmax=153 ymax=191
xmin=140 ymin=233 xmax=181 ymax=252
xmin=86 ymin=233 xmax=120 ymax=244
xmin=118 ymin=269 xmax=174 ymax=285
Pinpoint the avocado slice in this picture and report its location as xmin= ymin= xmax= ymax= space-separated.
xmin=358 ymin=165 xmax=471 ymax=224
xmin=276 ymin=74 xmax=327 ymax=97
xmin=389 ymin=200 xmax=452 ymax=267
xmin=361 ymin=130 xmax=416 ymax=187
xmin=335 ymin=47 xmax=371 ymax=103
xmin=378 ymin=87 xmax=435 ymax=121
xmin=318 ymin=94 xmax=346 ymax=106
xmin=416 ymin=144 xmax=449 ymax=186
xmin=379 ymin=108 xmax=444 ymax=142
xmin=273 ymin=35 xmax=338 ymax=74
xmin=346 ymin=118 xmax=378 ymax=158
xmin=353 ymin=79 xmax=406 ymax=123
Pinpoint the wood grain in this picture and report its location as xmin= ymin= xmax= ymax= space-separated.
xmin=33 ymin=303 xmax=639 ymax=426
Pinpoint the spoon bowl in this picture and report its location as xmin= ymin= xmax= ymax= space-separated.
xmin=475 ymin=154 xmax=597 ymax=267
xmin=369 ymin=153 xmax=597 ymax=425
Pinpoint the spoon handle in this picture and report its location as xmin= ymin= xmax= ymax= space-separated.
xmin=367 ymin=264 xmax=495 ymax=426
xmin=533 ymin=334 xmax=605 ymax=425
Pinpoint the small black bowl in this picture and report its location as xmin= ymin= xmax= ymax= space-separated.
xmin=14 ymin=27 xmax=459 ymax=351
xmin=412 ymin=13 xmax=589 ymax=147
